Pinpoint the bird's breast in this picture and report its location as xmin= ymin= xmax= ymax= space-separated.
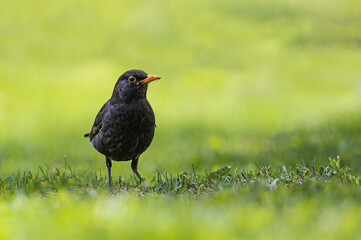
xmin=112 ymin=100 xmax=155 ymax=126
xmin=102 ymin=99 xmax=156 ymax=161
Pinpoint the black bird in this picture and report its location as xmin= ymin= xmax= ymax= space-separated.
xmin=85 ymin=69 xmax=161 ymax=188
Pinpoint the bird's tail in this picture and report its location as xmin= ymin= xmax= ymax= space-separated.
xmin=84 ymin=133 xmax=90 ymax=138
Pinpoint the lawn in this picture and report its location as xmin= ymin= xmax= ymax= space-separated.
xmin=1 ymin=0 xmax=361 ymax=239
xmin=0 ymin=158 xmax=360 ymax=239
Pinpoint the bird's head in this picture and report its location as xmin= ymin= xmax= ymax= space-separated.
xmin=111 ymin=69 xmax=161 ymax=103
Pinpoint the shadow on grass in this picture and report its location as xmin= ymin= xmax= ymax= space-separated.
xmin=0 ymin=112 xmax=361 ymax=174
xmin=171 ymin=111 xmax=361 ymax=172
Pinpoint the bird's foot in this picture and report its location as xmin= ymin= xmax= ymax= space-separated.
xmin=109 ymin=187 xmax=118 ymax=195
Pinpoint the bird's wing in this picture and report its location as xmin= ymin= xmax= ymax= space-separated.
xmin=89 ymin=100 xmax=110 ymax=140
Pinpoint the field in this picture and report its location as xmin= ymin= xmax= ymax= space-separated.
xmin=1 ymin=0 xmax=361 ymax=239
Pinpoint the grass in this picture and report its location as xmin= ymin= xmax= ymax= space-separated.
xmin=0 ymin=158 xmax=360 ymax=239
xmin=0 ymin=158 xmax=359 ymax=195
xmin=1 ymin=0 xmax=361 ymax=239
xmin=2 ymin=188 xmax=361 ymax=240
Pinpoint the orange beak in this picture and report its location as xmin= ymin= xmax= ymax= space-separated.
xmin=137 ymin=75 xmax=161 ymax=85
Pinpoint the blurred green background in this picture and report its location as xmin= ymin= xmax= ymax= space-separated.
xmin=1 ymin=0 xmax=361 ymax=177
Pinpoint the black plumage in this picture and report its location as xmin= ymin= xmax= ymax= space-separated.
xmin=85 ymin=69 xmax=161 ymax=188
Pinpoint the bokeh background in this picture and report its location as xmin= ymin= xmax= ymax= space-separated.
xmin=1 ymin=0 xmax=361 ymax=178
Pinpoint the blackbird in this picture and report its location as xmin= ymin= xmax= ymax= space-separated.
xmin=84 ymin=69 xmax=161 ymax=188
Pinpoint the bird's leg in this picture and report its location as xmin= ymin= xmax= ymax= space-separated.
xmin=131 ymin=156 xmax=144 ymax=182
xmin=106 ymin=156 xmax=112 ymax=188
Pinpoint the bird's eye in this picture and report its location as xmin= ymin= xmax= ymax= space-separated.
xmin=128 ymin=76 xmax=136 ymax=83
